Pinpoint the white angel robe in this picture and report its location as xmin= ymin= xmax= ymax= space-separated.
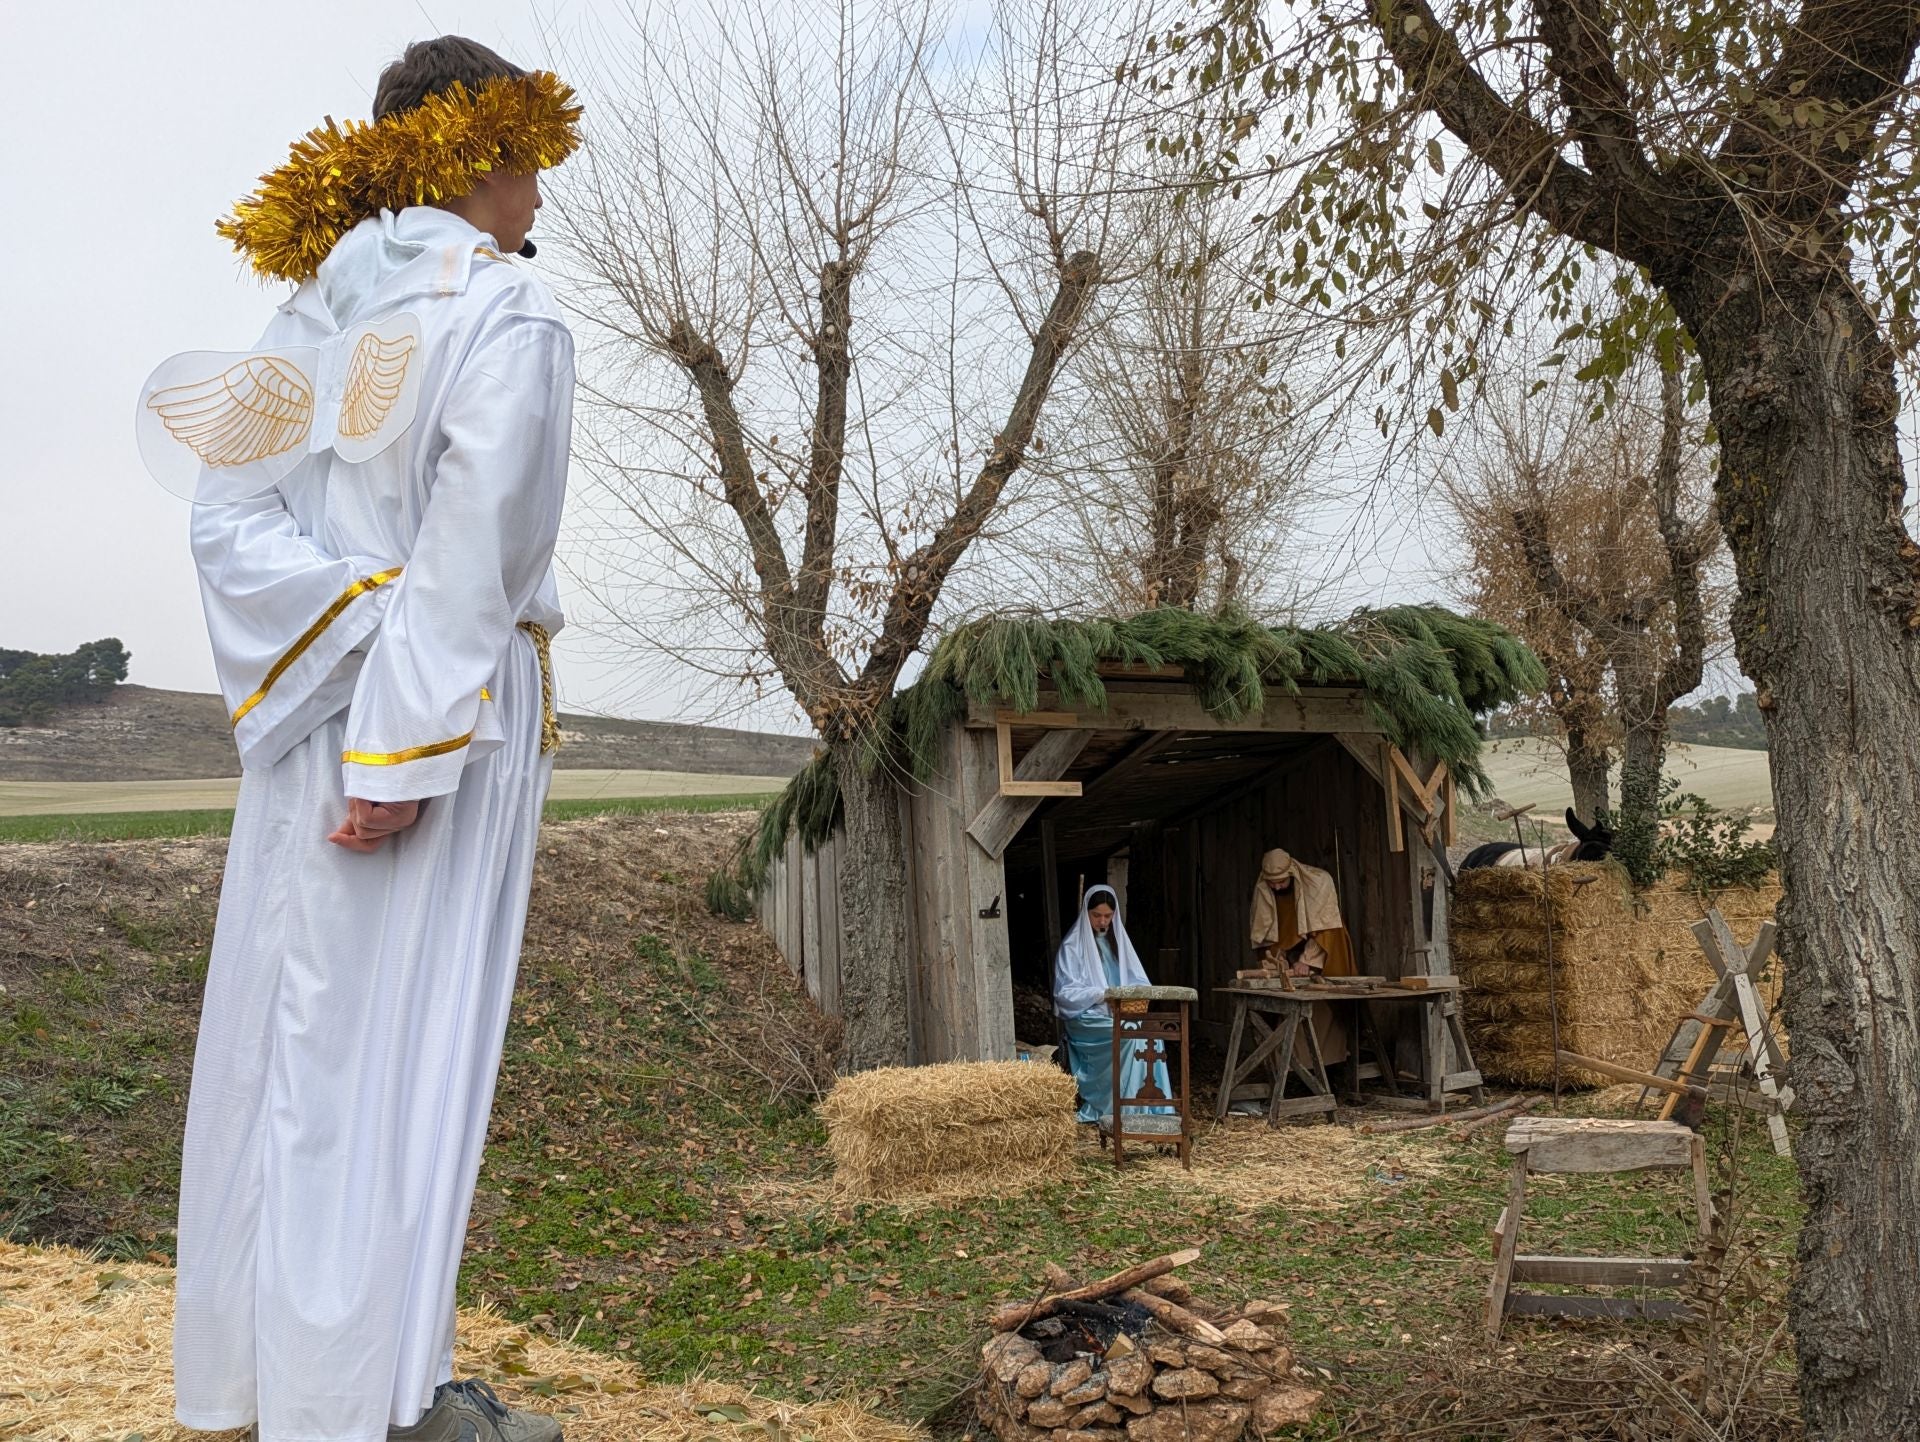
xmin=170 ymin=207 xmax=573 ymax=1442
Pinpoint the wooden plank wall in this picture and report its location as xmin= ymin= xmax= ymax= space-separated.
xmin=900 ymin=724 xmax=1018 ymax=1064
xmin=755 ymin=828 xmax=848 ymax=1013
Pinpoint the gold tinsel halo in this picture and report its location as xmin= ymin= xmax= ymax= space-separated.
xmin=216 ymin=71 xmax=584 ymax=283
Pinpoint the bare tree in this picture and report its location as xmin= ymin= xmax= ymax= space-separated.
xmin=1515 ymin=367 xmax=1718 ymax=881
xmin=553 ymin=0 xmax=1132 ymax=1068
xmin=1447 ymin=365 xmax=1723 ymax=871
xmin=1047 ymin=188 xmax=1311 ymax=613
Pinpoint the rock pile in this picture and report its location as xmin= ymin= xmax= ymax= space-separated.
xmin=977 ymin=1285 xmax=1321 ymax=1442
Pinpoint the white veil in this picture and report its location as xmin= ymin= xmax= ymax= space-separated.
xmin=1053 ymin=884 xmax=1150 ymax=1021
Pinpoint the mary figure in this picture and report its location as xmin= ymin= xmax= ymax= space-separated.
xmin=1052 ymin=884 xmax=1175 ymax=1125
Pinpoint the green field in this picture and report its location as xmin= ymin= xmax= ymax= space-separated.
xmin=0 ymin=791 xmax=773 ymax=844
xmin=1480 ymin=738 xmax=1775 ymax=816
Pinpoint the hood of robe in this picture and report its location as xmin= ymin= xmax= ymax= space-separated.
xmin=1250 ymin=846 xmax=1346 ymax=945
xmin=1053 ymin=884 xmax=1151 ymax=1020
xmin=306 ymin=208 xmax=500 ymax=330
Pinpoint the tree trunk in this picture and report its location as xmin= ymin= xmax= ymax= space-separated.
xmin=1679 ymin=267 xmax=1920 ymax=1436
xmin=829 ymin=743 xmax=913 ymax=1072
xmin=1562 ymin=719 xmax=1611 ymax=824
xmin=1612 ymin=681 xmax=1667 ymax=886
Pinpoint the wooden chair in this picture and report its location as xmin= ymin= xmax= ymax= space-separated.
xmin=1487 ymin=1117 xmax=1714 ymax=1338
xmin=1096 ymin=984 xmax=1197 ymax=1170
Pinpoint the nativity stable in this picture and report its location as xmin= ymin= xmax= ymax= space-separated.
xmin=735 ymin=609 xmax=1541 ymax=1107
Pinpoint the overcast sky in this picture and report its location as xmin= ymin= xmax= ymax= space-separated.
xmin=0 ymin=0 xmax=1543 ymax=737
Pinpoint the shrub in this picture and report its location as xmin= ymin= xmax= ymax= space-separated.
xmin=1657 ymin=788 xmax=1775 ymax=894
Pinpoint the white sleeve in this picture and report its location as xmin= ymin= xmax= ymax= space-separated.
xmin=1053 ymin=941 xmax=1111 ymax=1020
xmin=340 ymin=317 xmax=573 ymax=801
xmin=192 ymin=479 xmax=399 ymax=771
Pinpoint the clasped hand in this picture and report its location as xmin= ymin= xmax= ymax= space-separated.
xmin=327 ymin=797 xmax=423 ymax=852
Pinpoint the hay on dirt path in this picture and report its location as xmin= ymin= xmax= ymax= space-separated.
xmin=820 ymin=1061 xmax=1078 ymax=1200
xmin=0 ymin=1240 xmax=920 ymax=1442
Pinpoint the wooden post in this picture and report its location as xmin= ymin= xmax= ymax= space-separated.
xmin=1040 ymin=818 xmax=1063 ymax=961
xmin=959 ymin=726 xmax=1018 ymax=1060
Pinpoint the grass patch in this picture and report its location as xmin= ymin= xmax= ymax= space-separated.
xmin=0 ymin=808 xmax=238 ymax=843
xmin=0 ymin=791 xmax=773 ymax=844
xmin=0 ymin=812 xmax=1802 ymax=1437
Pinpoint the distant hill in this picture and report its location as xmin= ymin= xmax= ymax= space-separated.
xmin=0 ymin=685 xmax=818 ymax=784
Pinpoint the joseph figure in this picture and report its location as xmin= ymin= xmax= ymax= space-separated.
xmin=1249 ymin=846 xmax=1357 ymax=1066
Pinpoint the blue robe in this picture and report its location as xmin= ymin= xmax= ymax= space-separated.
xmin=1062 ymin=933 xmax=1175 ymax=1124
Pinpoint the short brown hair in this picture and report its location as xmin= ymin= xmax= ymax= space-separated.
xmin=373 ymin=35 xmax=526 ymax=121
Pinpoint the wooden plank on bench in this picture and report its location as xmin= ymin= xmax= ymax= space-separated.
xmin=1510 ymin=1256 xmax=1694 ymax=1288
xmin=1505 ymin=1293 xmax=1694 ymax=1322
xmin=1505 ymin=1118 xmax=1696 ymax=1174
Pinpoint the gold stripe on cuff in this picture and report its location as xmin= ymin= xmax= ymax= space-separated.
xmin=342 ymin=731 xmax=474 ymax=767
xmin=231 ymin=566 xmax=404 ymax=728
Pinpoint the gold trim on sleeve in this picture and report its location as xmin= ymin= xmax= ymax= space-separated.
xmin=342 ymin=730 xmax=475 ymax=767
xmin=231 ymin=566 xmax=404 ymax=728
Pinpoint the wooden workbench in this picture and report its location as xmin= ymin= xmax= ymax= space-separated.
xmin=1214 ymin=980 xmax=1485 ymax=1123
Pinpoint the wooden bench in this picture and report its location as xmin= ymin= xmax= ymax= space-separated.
xmin=1487 ymin=1117 xmax=1713 ymax=1338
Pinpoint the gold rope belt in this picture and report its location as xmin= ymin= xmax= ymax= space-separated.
xmin=516 ymin=621 xmax=562 ymax=756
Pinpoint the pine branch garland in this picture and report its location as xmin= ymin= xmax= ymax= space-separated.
xmin=709 ymin=606 xmax=1545 ymax=910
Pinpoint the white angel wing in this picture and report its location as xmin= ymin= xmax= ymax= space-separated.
xmin=136 ymin=312 xmax=424 ymax=503
xmin=329 ymin=314 xmax=424 ymax=462
xmin=137 ymin=348 xmax=319 ymax=502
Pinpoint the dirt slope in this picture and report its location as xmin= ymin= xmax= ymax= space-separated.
xmin=0 ymin=685 xmax=816 ymax=783
xmin=0 ymin=809 xmax=830 ymax=1249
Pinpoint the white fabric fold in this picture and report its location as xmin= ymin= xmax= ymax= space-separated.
xmin=1053 ymin=884 xmax=1151 ymax=1021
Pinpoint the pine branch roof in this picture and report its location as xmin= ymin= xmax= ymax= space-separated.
xmin=723 ymin=606 xmax=1543 ymax=895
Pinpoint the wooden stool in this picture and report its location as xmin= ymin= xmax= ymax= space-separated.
xmin=1487 ymin=1117 xmax=1714 ymax=1338
xmin=1097 ymin=985 xmax=1196 ymax=1170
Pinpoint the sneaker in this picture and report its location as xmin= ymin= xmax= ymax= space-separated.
xmin=388 ymin=1379 xmax=564 ymax=1441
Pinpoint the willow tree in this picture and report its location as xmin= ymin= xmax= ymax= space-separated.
xmin=1047 ymin=185 xmax=1315 ymax=614
xmin=554 ymin=1 xmax=1130 ymax=1069
xmin=1168 ymin=1 xmax=1920 ymax=1429
xmin=1443 ymin=363 xmax=1722 ymax=872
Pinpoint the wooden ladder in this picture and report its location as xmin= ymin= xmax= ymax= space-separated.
xmin=1639 ymin=911 xmax=1792 ymax=1156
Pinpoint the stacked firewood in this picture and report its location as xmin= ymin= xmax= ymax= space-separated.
xmin=977 ymin=1250 xmax=1322 ymax=1442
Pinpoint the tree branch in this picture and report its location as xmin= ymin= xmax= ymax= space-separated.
xmin=796 ymin=258 xmax=857 ymax=634
xmin=1652 ymin=365 xmax=1709 ymax=709
xmin=1514 ymin=503 xmax=1613 ymax=638
xmin=667 ymin=318 xmax=847 ymax=717
xmin=1534 ymin=0 xmax=1657 ymax=192
xmin=859 ymin=250 xmax=1102 ymax=692
xmin=1722 ymin=3 xmax=1920 ymax=217
xmin=1371 ymin=0 xmax=1653 ymax=260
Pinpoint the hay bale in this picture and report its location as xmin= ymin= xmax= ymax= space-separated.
xmin=1454 ymin=866 xmax=1784 ymax=1087
xmin=820 ymin=1060 xmax=1078 ymax=1199
xmin=0 ymin=1240 xmax=921 ymax=1442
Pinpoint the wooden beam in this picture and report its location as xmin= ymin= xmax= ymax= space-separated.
xmin=972 ymin=727 xmax=1093 ymax=857
xmin=967 ymin=689 xmax=1382 ymax=735
xmin=1504 ymin=1293 xmax=1694 ymax=1322
xmin=1075 ymin=729 xmax=1183 ymax=803
xmin=994 ymin=709 xmax=1083 ymax=728
xmin=1334 ymin=733 xmax=1449 ymax=846
xmin=1556 ymin=1049 xmax=1709 ymax=1098
xmin=1510 ymin=1255 xmax=1694 ymax=1288
xmin=1384 ymin=742 xmax=1405 ymax=853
